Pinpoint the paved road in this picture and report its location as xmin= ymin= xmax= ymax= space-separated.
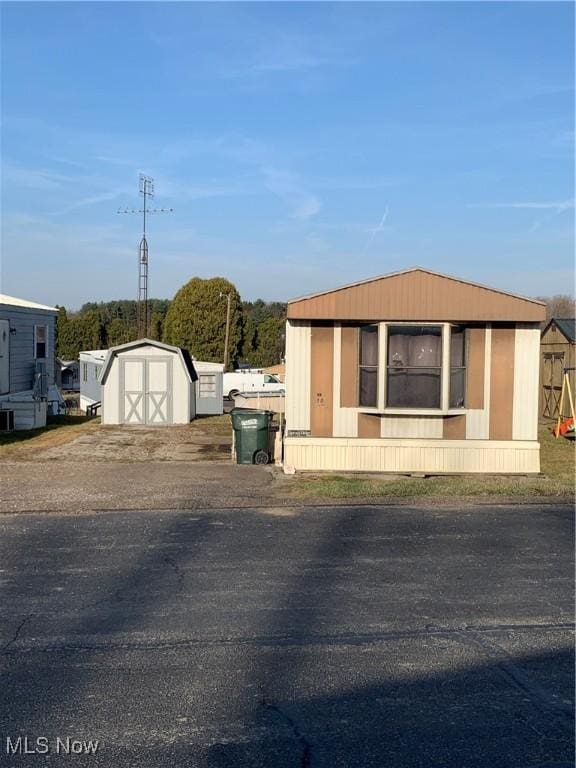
xmin=0 ymin=504 xmax=573 ymax=767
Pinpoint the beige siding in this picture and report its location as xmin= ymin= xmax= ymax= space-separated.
xmin=466 ymin=326 xmax=491 ymax=439
xmin=381 ymin=416 xmax=443 ymax=438
xmin=340 ymin=325 xmax=359 ymax=407
xmin=332 ymin=325 xmax=358 ymax=437
xmin=285 ymin=320 xmax=311 ymax=431
xmin=512 ymin=326 xmax=541 ymax=440
xmin=489 ymin=327 xmax=516 ymax=440
xmin=310 ymin=324 xmax=334 ymax=436
xmin=284 ymin=437 xmax=540 ymax=474
xmin=288 ymin=268 xmax=546 ymax=322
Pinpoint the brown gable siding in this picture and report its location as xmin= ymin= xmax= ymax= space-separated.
xmin=443 ymin=414 xmax=466 ymax=439
xmin=358 ymin=413 xmax=381 ymax=438
xmin=310 ymin=324 xmax=334 ymax=437
xmin=467 ymin=328 xmax=485 ymax=409
xmin=340 ymin=326 xmax=359 ymax=407
xmin=288 ymin=269 xmax=545 ymax=322
xmin=489 ymin=327 xmax=516 ymax=440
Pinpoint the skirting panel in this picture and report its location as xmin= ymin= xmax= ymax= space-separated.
xmin=284 ymin=438 xmax=540 ymax=474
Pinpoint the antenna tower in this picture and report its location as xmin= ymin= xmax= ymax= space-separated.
xmin=117 ymin=175 xmax=173 ymax=338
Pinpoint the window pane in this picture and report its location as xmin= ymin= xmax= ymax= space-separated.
xmin=450 ymin=369 xmax=466 ymax=408
xmin=450 ymin=327 xmax=466 ymax=367
xmin=36 ymin=342 xmax=46 ymax=359
xmin=386 ymin=368 xmax=441 ymax=408
xmin=360 ymin=325 xmax=378 ymax=366
xmin=36 ymin=326 xmax=46 ymax=342
xmin=199 ymin=374 xmax=216 ymax=396
xmin=388 ymin=326 xmax=441 ymax=368
xmin=359 ymin=367 xmax=377 ymax=406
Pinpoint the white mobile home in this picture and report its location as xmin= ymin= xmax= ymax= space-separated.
xmin=99 ymin=339 xmax=197 ymax=425
xmin=79 ymin=349 xmax=107 ymax=413
xmin=0 ymin=294 xmax=62 ymax=430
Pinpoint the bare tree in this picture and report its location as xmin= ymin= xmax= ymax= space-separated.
xmin=534 ymin=294 xmax=575 ymax=325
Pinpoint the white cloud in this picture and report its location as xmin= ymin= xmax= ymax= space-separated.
xmin=261 ymin=166 xmax=321 ymax=220
xmin=468 ymin=199 xmax=574 ymax=232
xmin=468 ymin=199 xmax=574 ymax=211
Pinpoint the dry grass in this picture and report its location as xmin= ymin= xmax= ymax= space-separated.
xmin=0 ymin=413 xmax=233 ymax=463
xmin=0 ymin=415 xmax=100 ymax=459
xmin=193 ymin=414 xmax=232 ymax=437
xmin=291 ymin=426 xmax=575 ymax=501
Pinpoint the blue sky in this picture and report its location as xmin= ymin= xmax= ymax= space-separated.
xmin=1 ymin=1 xmax=574 ymax=309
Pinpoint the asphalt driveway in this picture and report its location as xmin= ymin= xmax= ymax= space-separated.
xmin=0 ymin=503 xmax=573 ymax=767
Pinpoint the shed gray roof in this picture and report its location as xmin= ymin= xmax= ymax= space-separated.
xmin=99 ymin=338 xmax=197 ymax=385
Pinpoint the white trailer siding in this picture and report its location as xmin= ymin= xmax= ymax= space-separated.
xmin=285 ymin=320 xmax=311 ymax=432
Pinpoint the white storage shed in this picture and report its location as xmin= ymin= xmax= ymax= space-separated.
xmin=193 ymin=360 xmax=224 ymax=415
xmin=99 ymin=339 xmax=197 ymax=425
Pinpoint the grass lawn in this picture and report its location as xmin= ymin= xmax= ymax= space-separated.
xmin=291 ymin=425 xmax=575 ymax=501
xmin=193 ymin=414 xmax=233 ymax=437
xmin=0 ymin=415 xmax=100 ymax=459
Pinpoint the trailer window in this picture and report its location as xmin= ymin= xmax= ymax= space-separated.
xmin=34 ymin=326 xmax=47 ymax=359
xmin=359 ymin=325 xmax=378 ymax=407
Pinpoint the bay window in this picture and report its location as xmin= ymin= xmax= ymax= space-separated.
xmin=353 ymin=323 xmax=468 ymax=411
xmin=386 ymin=325 xmax=442 ymax=408
xmin=359 ymin=324 xmax=378 ymax=406
xmin=449 ymin=326 xmax=467 ymax=408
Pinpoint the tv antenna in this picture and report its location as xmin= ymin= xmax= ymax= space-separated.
xmin=117 ymin=174 xmax=173 ymax=337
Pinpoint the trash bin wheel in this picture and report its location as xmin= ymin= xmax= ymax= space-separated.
xmin=254 ymin=450 xmax=270 ymax=465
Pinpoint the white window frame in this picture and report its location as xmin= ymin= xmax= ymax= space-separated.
xmin=34 ymin=325 xmax=47 ymax=360
xmin=354 ymin=321 xmax=467 ymax=416
xmin=199 ymin=373 xmax=217 ymax=397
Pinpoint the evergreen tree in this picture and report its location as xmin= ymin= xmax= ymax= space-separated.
xmin=107 ymin=318 xmax=134 ymax=347
xmin=149 ymin=311 xmax=164 ymax=341
xmin=163 ymin=277 xmax=242 ymax=368
xmin=251 ymin=317 xmax=285 ymax=367
xmin=55 ymin=306 xmax=68 ymax=358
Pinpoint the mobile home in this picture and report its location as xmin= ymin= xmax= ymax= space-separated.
xmin=0 ymin=294 xmax=62 ymax=430
xmin=283 ymin=268 xmax=546 ymax=474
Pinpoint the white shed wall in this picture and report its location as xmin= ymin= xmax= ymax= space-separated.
xmin=101 ymin=344 xmax=193 ymax=425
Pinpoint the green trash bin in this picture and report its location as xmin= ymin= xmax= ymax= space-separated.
xmin=231 ymin=408 xmax=274 ymax=465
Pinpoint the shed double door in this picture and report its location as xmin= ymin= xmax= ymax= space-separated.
xmin=121 ymin=358 xmax=172 ymax=425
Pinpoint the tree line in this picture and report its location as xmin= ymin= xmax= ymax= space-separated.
xmin=56 ymin=277 xmax=287 ymax=370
